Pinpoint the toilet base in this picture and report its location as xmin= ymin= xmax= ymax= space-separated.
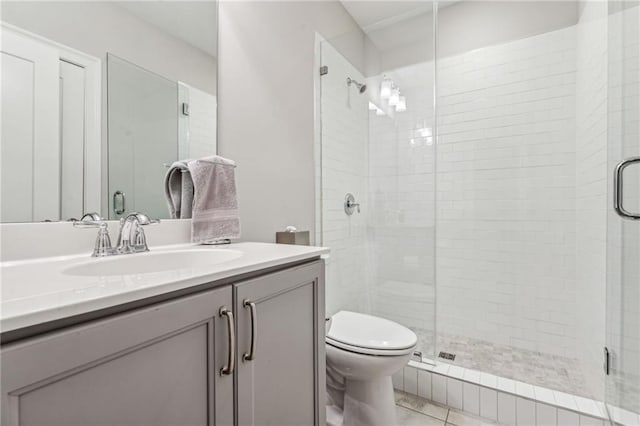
xmin=342 ymin=376 xmax=396 ymax=426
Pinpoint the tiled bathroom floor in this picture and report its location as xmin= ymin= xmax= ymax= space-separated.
xmin=396 ymin=391 xmax=506 ymax=426
xmin=411 ymin=328 xmax=591 ymax=398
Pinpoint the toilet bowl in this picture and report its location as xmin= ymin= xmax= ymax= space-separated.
xmin=325 ymin=311 xmax=417 ymax=426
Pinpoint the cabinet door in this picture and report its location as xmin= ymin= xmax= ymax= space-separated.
xmin=235 ymin=261 xmax=326 ymax=426
xmin=1 ymin=286 xmax=234 ymax=426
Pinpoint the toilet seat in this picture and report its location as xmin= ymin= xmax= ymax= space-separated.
xmin=326 ymin=311 xmax=417 ymax=356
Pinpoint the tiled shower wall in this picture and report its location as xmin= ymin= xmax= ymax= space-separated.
xmin=178 ymin=83 xmax=218 ymax=160
xmin=435 ymin=26 xmax=579 ymax=358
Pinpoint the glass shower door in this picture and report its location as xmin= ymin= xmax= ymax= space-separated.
xmin=606 ymin=2 xmax=640 ymax=423
xmin=317 ymin=5 xmax=437 ymax=360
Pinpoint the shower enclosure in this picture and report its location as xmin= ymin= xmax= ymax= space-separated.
xmin=316 ymin=1 xmax=639 ymax=423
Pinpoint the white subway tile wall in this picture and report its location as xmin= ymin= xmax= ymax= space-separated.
xmin=436 ymin=26 xmax=579 ymax=360
xmin=418 ymin=369 xmax=433 ymax=400
xmin=575 ymin=0 xmax=608 ymax=401
xmin=462 ymin=382 xmax=480 ymax=415
xmin=557 ymin=408 xmax=579 ymax=426
xmin=479 ymin=387 xmax=498 ymax=421
xmin=433 ymin=373 xmax=448 ymax=405
xmin=498 ymin=392 xmax=517 ymax=425
xmin=178 ymin=82 xmax=217 ymax=159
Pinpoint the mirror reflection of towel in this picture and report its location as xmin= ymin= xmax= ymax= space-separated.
xmin=187 ymin=156 xmax=240 ymax=243
xmin=164 ymin=161 xmax=194 ymax=219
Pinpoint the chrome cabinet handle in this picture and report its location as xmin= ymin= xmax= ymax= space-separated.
xmin=113 ymin=191 xmax=126 ymax=215
xmin=243 ymin=300 xmax=257 ymax=362
xmin=614 ymin=156 xmax=640 ymax=220
xmin=219 ymin=307 xmax=235 ymax=375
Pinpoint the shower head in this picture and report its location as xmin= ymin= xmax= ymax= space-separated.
xmin=347 ymin=77 xmax=367 ymax=94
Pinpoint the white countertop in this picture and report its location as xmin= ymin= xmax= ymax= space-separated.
xmin=1 ymin=242 xmax=329 ymax=334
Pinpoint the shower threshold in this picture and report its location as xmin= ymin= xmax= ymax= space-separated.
xmin=395 ymin=359 xmax=639 ymax=426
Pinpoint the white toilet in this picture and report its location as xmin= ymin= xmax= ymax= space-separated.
xmin=325 ymin=311 xmax=417 ymax=426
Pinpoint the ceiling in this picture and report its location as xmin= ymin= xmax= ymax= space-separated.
xmin=340 ymin=0 xmax=440 ymax=55
xmin=340 ymin=1 xmax=434 ymax=33
xmin=116 ymin=1 xmax=218 ymax=58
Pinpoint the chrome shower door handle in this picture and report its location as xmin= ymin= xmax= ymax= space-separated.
xmin=614 ymin=156 xmax=640 ymax=220
xmin=243 ymin=300 xmax=257 ymax=362
xmin=219 ymin=307 xmax=236 ymax=375
xmin=113 ymin=191 xmax=126 ymax=215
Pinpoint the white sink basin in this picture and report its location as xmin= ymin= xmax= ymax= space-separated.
xmin=63 ymin=249 xmax=243 ymax=277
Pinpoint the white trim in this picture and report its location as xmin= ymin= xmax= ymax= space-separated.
xmin=1 ymin=22 xmax=102 ymax=217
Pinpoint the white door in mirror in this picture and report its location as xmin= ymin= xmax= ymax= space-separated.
xmin=1 ymin=25 xmax=101 ymax=223
xmin=1 ymin=27 xmax=59 ymax=222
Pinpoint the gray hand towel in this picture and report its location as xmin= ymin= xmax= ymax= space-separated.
xmin=187 ymin=156 xmax=240 ymax=243
xmin=180 ymin=173 xmax=194 ymax=219
xmin=164 ymin=160 xmax=194 ymax=219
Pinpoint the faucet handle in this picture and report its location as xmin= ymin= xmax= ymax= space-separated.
xmin=73 ymin=220 xmax=113 ymax=257
xmin=81 ymin=212 xmax=103 ymax=221
xmin=93 ymin=223 xmax=113 ymax=257
xmin=121 ymin=212 xmax=160 ymax=226
xmin=116 ymin=212 xmax=159 ymax=254
xmin=73 ymin=219 xmax=106 ymax=229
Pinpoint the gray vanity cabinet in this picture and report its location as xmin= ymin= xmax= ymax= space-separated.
xmin=0 ymin=259 xmax=325 ymax=426
xmin=1 ymin=286 xmax=234 ymax=426
xmin=234 ymin=261 xmax=326 ymax=426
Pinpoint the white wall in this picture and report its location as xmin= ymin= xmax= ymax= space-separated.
xmin=575 ymin=0 xmax=608 ymax=401
xmin=1 ymin=1 xmax=216 ymax=94
xmin=436 ymin=1 xmax=577 ymax=59
xmin=217 ymin=1 xmax=365 ymax=243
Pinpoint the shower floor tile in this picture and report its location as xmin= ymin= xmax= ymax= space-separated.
xmin=409 ymin=329 xmax=593 ymax=399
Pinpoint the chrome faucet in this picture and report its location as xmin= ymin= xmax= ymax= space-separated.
xmin=115 ymin=212 xmax=159 ymax=254
xmin=73 ymin=211 xmax=159 ymax=257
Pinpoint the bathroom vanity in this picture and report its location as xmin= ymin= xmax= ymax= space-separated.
xmin=1 ymin=242 xmax=328 ymax=426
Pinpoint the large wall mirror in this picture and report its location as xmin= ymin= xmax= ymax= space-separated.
xmin=0 ymin=1 xmax=218 ymax=222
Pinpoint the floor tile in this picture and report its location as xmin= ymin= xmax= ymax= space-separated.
xmin=397 ymin=405 xmax=446 ymax=426
xmin=395 ymin=390 xmax=450 ymax=421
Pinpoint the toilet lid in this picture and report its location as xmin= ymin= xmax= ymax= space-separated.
xmin=326 ymin=311 xmax=417 ymax=354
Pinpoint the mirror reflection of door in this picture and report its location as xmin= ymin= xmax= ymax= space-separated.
xmin=0 ymin=25 xmax=100 ymax=223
